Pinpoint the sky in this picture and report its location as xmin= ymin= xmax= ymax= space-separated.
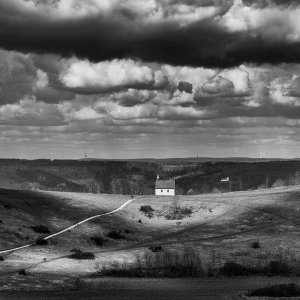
xmin=1 ymin=0 xmax=300 ymax=159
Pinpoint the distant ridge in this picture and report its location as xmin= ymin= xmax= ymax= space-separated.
xmin=79 ymin=157 xmax=300 ymax=163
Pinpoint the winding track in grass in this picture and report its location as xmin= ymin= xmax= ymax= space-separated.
xmin=0 ymin=198 xmax=134 ymax=255
xmin=0 ymin=187 xmax=299 ymax=275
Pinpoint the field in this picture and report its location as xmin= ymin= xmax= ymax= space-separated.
xmin=1 ymin=186 xmax=300 ymax=298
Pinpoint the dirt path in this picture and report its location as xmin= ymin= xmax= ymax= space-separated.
xmin=0 ymin=198 xmax=134 ymax=256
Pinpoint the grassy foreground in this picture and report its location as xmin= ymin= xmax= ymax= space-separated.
xmin=0 ymin=186 xmax=300 ymax=292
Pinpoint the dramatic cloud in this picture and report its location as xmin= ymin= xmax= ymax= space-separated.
xmin=0 ymin=0 xmax=300 ymax=68
xmin=1 ymin=1 xmax=300 ymax=158
xmin=60 ymin=59 xmax=159 ymax=92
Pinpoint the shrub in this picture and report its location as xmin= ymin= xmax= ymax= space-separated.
xmin=251 ymin=241 xmax=260 ymax=249
xmin=18 ymin=269 xmax=26 ymax=276
xmin=70 ymin=248 xmax=82 ymax=253
xmin=90 ymin=235 xmax=106 ymax=246
xmin=247 ymin=283 xmax=300 ymax=297
xmin=272 ymin=178 xmax=286 ymax=188
xmin=264 ymin=260 xmax=291 ymax=276
xmin=35 ymin=238 xmax=48 ymax=246
xmin=0 ymin=220 xmax=2 ymax=223
xmin=164 ymin=206 xmax=193 ymax=220
xmin=3 ymin=204 xmax=11 ymax=209
xmin=31 ymin=225 xmax=50 ymax=234
xmin=68 ymin=251 xmax=95 ymax=260
xmin=149 ymin=245 xmax=163 ymax=252
xmin=101 ymin=247 xmax=204 ymax=277
xmin=0 ymin=256 xmax=4 ymax=261
xmin=139 ymin=205 xmax=155 ymax=218
xmin=218 ymin=260 xmax=292 ymax=277
xmin=106 ymin=230 xmax=125 ymax=240
xmin=218 ymin=262 xmax=253 ymax=276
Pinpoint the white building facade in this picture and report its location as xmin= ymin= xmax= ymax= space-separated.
xmin=155 ymin=177 xmax=176 ymax=196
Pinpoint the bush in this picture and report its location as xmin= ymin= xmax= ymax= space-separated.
xmin=218 ymin=262 xmax=255 ymax=276
xmin=70 ymin=248 xmax=82 ymax=253
xmin=272 ymin=178 xmax=286 ymax=188
xmin=139 ymin=205 xmax=155 ymax=218
xmin=149 ymin=245 xmax=163 ymax=252
xmin=164 ymin=206 xmax=193 ymax=220
xmin=31 ymin=225 xmax=50 ymax=234
xmin=106 ymin=231 xmax=125 ymax=240
xmin=251 ymin=241 xmax=260 ymax=249
xmin=35 ymin=238 xmax=48 ymax=246
xmin=68 ymin=251 xmax=95 ymax=260
xmin=0 ymin=256 xmax=4 ymax=261
xmin=90 ymin=235 xmax=106 ymax=246
xmin=18 ymin=269 xmax=26 ymax=276
xmin=101 ymin=247 xmax=204 ymax=277
xmin=247 ymin=283 xmax=300 ymax=297
xmin=264 ymin=261 xmax=291 ymax=276
xmin=218 ymin=260 xmax=292 ymax=277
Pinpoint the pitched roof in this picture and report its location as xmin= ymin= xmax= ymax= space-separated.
xmin=155 ymin=179 xmax=175 ymax=189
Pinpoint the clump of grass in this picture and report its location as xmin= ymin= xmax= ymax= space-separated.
xmin=139 ymin=205 xmax=155 ymax=218
xmin=90 ymin=235 xmax=107 ymax=246
xmin=35 ymin=238 xmax=48 ymax=246
xmin=106 ymin=230 xmax=125 ymax=240
xmin=68 ymin=251 xmax=95 ymax=260
xmin=100 ymin=247 xmax=204 ymax=277
xmin=30 ymin=225 xmax=50 ymax=234
xmin=247 ymin=283 xmax=300 ymax=297
xmin=251 ymin=241 xmax=261 ymax=249
xmin=18 ymin=269 xmax=26 ymax=276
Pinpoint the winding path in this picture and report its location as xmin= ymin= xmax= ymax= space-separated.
xmin=0 ymin=198 xmax=134 ymax=255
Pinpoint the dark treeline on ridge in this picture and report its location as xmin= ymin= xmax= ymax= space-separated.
xmin=0 ymin=159 xmax=300 ymax=195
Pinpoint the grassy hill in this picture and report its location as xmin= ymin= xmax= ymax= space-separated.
xmin=0 ymin=185 xmax=300 ymax=282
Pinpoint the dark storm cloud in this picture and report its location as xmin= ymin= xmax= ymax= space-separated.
xmin=243 ymin=0 xmax=300 ymax=8
xmin=0 ymin=2 xmax=300 ymax=68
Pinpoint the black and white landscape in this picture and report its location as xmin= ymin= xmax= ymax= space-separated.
xmin=1 ymin=0 xmax=300 ymax=299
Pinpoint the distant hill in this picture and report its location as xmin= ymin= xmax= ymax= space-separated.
xmin=0 ymin=158 xmax=300 ymax=194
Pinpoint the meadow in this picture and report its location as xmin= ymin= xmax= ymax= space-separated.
xmin=0 ymin=185 xmax=300 ymax=298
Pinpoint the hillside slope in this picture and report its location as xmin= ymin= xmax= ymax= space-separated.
xmin=1 ymin=159 xmax=300 ymax=195
xmin=0 ymin=186 xmax=300 ymax=277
